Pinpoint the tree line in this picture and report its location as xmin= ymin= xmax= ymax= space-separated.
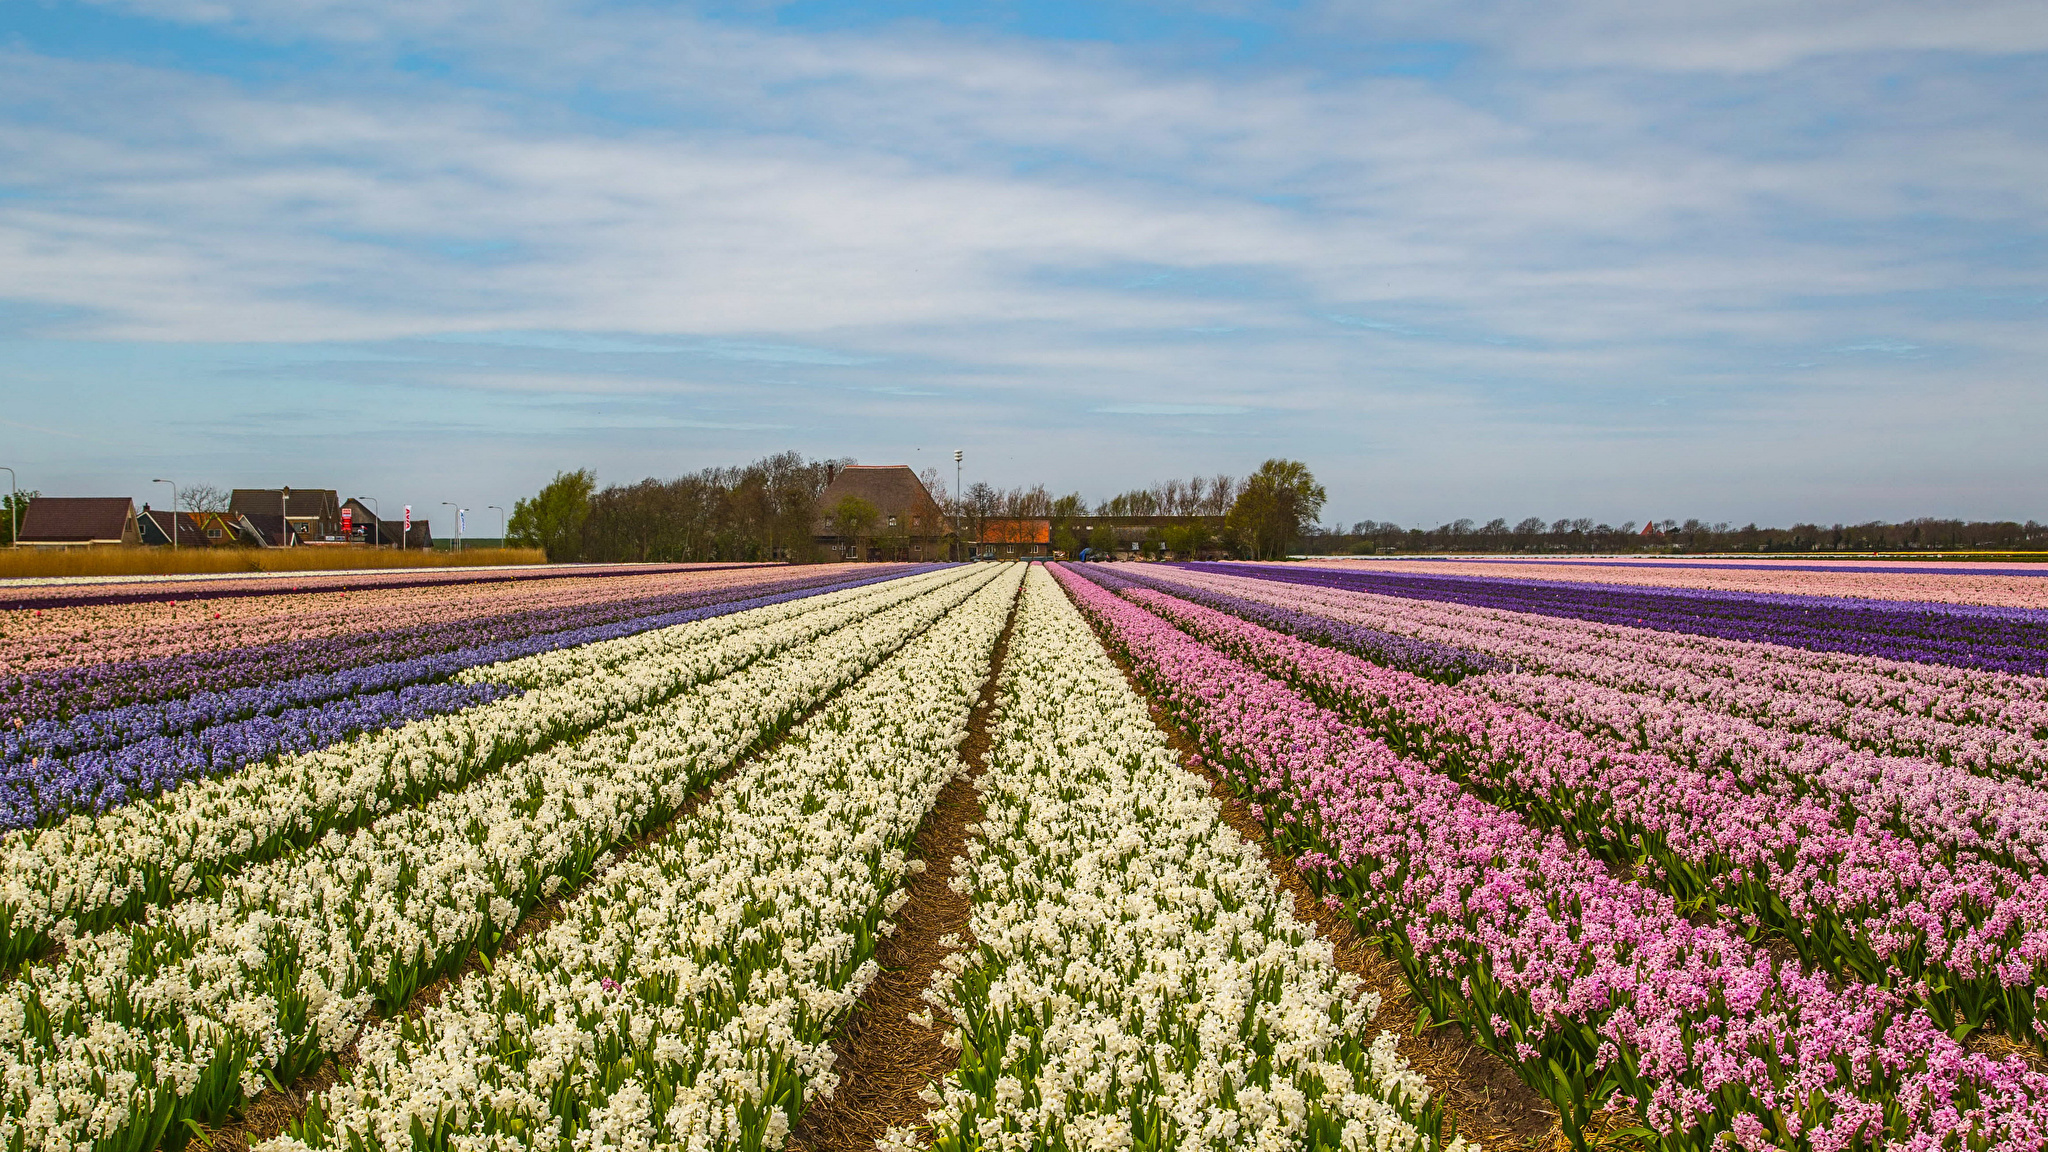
xmin=1309 ymin=517 xmax=2048 ymax=555
xmin=506 ymin=454 xmax=1327 ymax=562
xmin=508 ymin=452 xmax=848 ymax=562
xmin=506 ymin=451 xmax=2045 ymax=563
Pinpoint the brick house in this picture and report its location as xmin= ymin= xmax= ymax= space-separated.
xmin=974 ymin=518 xmax=1051 ymax=559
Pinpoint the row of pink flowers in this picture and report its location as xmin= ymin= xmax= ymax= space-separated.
xmin=0 ymin=566 xmax=799 ymax=676
xmin=1158 ymin=564 xmax=2048 ymax=784
xmin=1052 ymin=562 xmax=2048 ymax=1150
xmin=1104 ymin=571 xmax=2048 ymax=1044
xmin=1296 ymin=557 xmax=2048 ymax=610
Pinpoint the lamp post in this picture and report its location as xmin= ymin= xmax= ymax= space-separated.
xmin=280 ymin=485 xmax=292 ymax=547
xmin=151 ymin=479 xmax=177 ymax=548
xmin=353 ymin=496 xmax=381 ymax=547
xmin=0 ymin=466 xmax=15 ymax=547
xmin=952 ymin=449 xmax=962 ymax=562
xmin=488 ymin=505 xmax=505 ymax=549
xmin=441 ymin=502 xmax=464 ymax=552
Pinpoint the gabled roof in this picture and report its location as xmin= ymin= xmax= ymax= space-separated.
xmin=813 ymin=466 xmax=944 ymax=534
xmin=238 ymin=512 xmax=293 ymax=548
xmin=231 ymin=489 xmax=340 ymax=519
xmin=18 ymin=497 xmax=136 ymax=544
xmin=139 ymin=508 xmax=219 ymax=546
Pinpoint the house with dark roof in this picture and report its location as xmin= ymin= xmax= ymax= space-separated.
xmin=812 ymin=465 xmax=951 ymax=561
xmin=140 ymin=507 xmax=263 ymax=547
xmin=230 ymin=488 xmax=342 ymax=546
xmin=15 ymin=497 xmax=141 ymax=547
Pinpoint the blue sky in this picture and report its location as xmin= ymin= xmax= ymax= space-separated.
xmin=2 ymin=0 xmax=2044 ymax=527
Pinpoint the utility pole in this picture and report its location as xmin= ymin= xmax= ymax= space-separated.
xmin=953 ymin=449 xmax=963 ymax=562
xmin=152 ymin=479 xmax=177 ymax=548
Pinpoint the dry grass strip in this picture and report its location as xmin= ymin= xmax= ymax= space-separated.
xmin=788 ymin=581 xmax=1022 ymax=1152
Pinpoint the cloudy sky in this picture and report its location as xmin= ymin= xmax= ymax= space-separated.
xmin=3 ymin=0 xmax=2044 ymax=527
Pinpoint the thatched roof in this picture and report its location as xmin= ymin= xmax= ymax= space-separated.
xmin=813 ymin=466 xmax=944 ymax=535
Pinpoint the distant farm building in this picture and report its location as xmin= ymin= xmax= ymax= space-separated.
xmin=812 ymin=465 xmax=950 ymax=561
xmin=975 ymin=518 xmax=1051 ymax=559
xmin=14 ymin=497 xmax=142 ymax=547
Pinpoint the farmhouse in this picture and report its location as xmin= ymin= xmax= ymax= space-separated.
xmin=812 ymin=465 xmax=950 ymax=561
xmin=14 ymin=497 xmax=141 ymax=547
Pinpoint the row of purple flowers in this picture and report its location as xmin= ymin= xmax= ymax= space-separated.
xmin=0 ymin=561 xmax=757 ymax=612
xmin=1056 ymin=562 xmax=2048 ymax=1152
xmin=0 ymin=566 xmax=934 ymax=829
xmin=1189 ymin=561 xmax=2048 ymax=676
xmin=1091 ymin=562 xmax=1503 ymax=682
xmin=4 ymin=566 xmax=889 ymax=723
xmin=1100 ymin=564 xmax=2048 ymax=1048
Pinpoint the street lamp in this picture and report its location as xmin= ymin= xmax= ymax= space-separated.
xmin=953 ymin=449 xmax=963 ymax=562
xmin=0 ymin=466 xmax=15 ymax=547
xmin=280 ymin=485 xmax=292 ymax=547
xmin=151 ymin=479 xmax=177 ymax=548
xmin=488 ymin=505 xmax=505 ymax=548
xmin=353 ymin=496 xmax=380 ymax=547
xmin=441 ymin=502 xmax=465 ymax=552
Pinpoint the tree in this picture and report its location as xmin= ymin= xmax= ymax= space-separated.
xmin=2 ymin=489 xmax=38 ymax=546
xmin=1049 ymin=492 xmax=1085 ymax=558
xmin=826 ymin=495 xmax=880 ymax=559
xmin=1160 ymin=522 xmax=1207 ymax=557
xmin=178 ymin=484 xmax=231 ymax=513
xmin=1226 ymin=459 xmax=1326 ymax=560
xmin=1086 ymin=523 xmax=1117 ymax=558
xmin=961 ymin=482 xmax=999 ymax=545
xmin=507 ymin=469 xmax=596 ymax=561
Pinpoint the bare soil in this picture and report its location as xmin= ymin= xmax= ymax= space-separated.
xmin=192 ymin=612 xmax=958 ymax=1152
xmin=789 ymin=582 xmax=1021 ymax=1152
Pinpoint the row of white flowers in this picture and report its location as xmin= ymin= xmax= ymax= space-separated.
xmin=902 ymin=565 xmax=1459 ymax=1152
xmin=0 ymin=565 xmax=1005 ymax=1152
xmin=262 ymin=563 xmax=1027 ymax=1152
xmin=0 ymin=566 xmax=972 ymax=961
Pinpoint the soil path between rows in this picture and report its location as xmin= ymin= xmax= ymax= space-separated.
xmin=1053 ymin=567 xmax=1571 ymax=1152
xmin=200 ymin=581 xmax=986 ymax=1152
xmin=789 ymin=580 xmax=1021 ymax=1152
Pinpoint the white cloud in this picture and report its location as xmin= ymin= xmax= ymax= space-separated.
xmin=1 ymin=0 xmax=2044 ymax=519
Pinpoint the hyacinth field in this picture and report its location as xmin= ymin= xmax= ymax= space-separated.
xmin=7 ymin=558 xmax=2048 ymax=1152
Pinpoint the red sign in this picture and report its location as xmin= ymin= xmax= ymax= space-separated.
xmin=341 ymin=507 xmax=353 ymax=534
xmin=403 ymin=506 xmax=412 ymax=531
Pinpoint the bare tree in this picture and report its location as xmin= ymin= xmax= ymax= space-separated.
xmin=179 ymin=484 xmax=232 ymax=513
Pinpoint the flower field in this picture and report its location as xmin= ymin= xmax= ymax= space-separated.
xmin=6 ymin=555 xmax=2048 ymax=1152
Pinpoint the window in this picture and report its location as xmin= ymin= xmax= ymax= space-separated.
xmin=888 ymin=516 xmax=898 ymax=527
xmin=206 ymin=528 xmax=222 ymax=539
